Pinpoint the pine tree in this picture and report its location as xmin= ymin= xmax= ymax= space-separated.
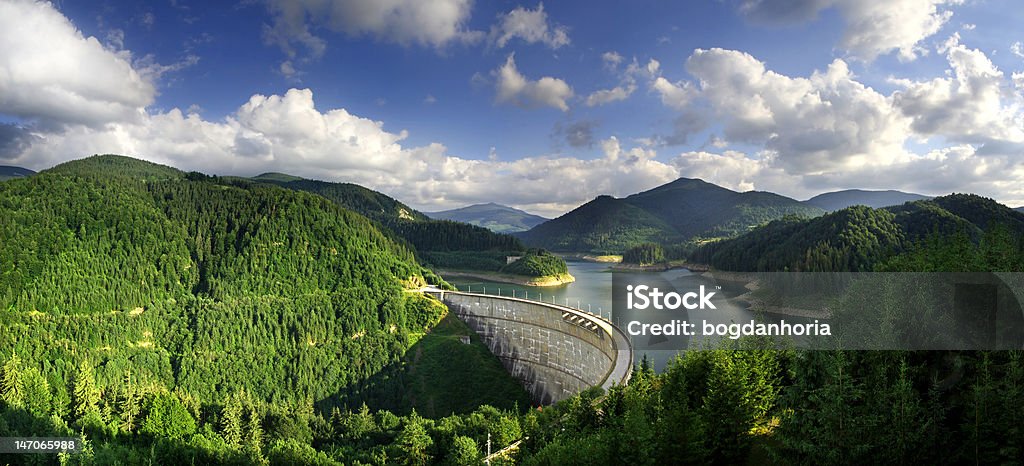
xmin=222 ymin=392 xmax=244 ymax=447
xmin=1 ymin=354 xmax=24 ymax=408
xmin=395 ymin=418 xmax=433 ymax=466
xmin=118 ymin=370 xmax=141 ymax=433
xmin=72 ymin=361 xmax=100 ymax=420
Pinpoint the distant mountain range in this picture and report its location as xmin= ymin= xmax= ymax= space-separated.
xmin=425 ymin=202 xmax=548 ymax=233
xmin=804 ymin=189 xmax=930 ymax=211
xmin=0 ymin=165 xmax=35 ymax=181
xmin=518 ymin=178 xmax=824 ymax=254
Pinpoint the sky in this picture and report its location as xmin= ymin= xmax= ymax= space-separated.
xmin=1 ymin=0 xmax=1023 ymax=216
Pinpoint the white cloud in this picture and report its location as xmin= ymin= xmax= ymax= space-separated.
xmin=602 ymin=51 xmax=624 ymax=69
xmin=263 ymin=0 xmax=480 ymax=67
xmin=585 ymin=83 xmax=636 ymax=107
xmin=1012 ymin=41 xmax=1024 ymax=58
xmin=489 ymin=3 xmax=569 ymax=49
xmin=646 ymin=59 xmax=661 ymax=76
xmin=651 ymin=77 xmax=697 ymax=110
xmin=424 ymin=94 xmax=437 ymax=104
xmin=683 ymin=48 xmax=911 ymax=173
xmin=5 ymin=88 xmax=682 ymax=217
xmin=738 ymin=0 xmax=962 ymax=61
xmin=0 ymin=0 xmax=154 ymax=127
xmin=493 ymin=54 xmax=573 ymax=111
xmin=892 ymin=34 xmax=1024 ymax=144
xmin=648 ymin=41 xmax=1024 ymax=205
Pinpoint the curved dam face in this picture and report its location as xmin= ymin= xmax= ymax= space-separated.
xmin=425 ymin=290 xmax=633 ymax=405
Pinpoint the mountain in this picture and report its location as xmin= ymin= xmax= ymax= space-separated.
xmin=518 ymin=178 xmax=824 ymax=254
xmin=1 ymin=154 xmax=449 ymax=410
xmin=251 ymin=175 xmax=430 ymax=223
xmin=425 ymin=202 xmax=548 ymax=233
xmin=692 ymin=194 xmax=1024 ymax=272
xmin=518 ymin=195 xmax=682 ymax=254
xmin=0 ymin=165 xmax=36 ymax=181
xmin=246 ymin=172 xmax=570 ymax=278
xmin=805 ymin=189 xmax=930 ymax=211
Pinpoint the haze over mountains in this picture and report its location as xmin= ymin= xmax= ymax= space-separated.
xmin=804 ymin=189 xmax=931 ymax=211
xmin=426 ymin=203 xmax=548 ymax=233
xmin=0 ymin=165 xmax=35 ymax=181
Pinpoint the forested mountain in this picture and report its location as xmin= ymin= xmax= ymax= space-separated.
xmin=425 ymin=202 xmax=548 ymax=233
xmin=692 ymin=194 xmax=1024 ymax=271
xmin=250 ymin=173 xmax=568 ymax=278
xmin=0 ymin=165 xmax=35 ymax=181
xmin=518 ymin=178 xmax=823 ymax=254
xmin=517 ymin=194 xmax=682 ymax=254
xmin=804 ymin=189 xmax=930 ymax=211
xmin=0 ymin=154 xmax=538 ymax=463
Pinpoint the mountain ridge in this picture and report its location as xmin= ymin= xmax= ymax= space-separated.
xmin=518 ymin=177 xmax=824 ymax=254
xmin=0 ymin=165 xmax=35 ymax=181
xmin=425 ymin=202 xmax=548 ymax=233
xmin=805 ymin=189 xmax=930 ymax=211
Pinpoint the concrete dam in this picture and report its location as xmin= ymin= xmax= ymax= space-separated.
xmin=423 ymin=289 xmax=633 ymax=405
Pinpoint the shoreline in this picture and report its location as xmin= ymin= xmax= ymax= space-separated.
xmin=608 ymin=261 xmax=710 ymax=273
xmin=437 ymin=270 xmax=576 ymax=287
xmin=701 ymin=270 xmax=833 ymax=319
xmin=557 ymin=253 xmax=622 ymax=263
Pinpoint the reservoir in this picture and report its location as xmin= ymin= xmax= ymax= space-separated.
xmin=443 ymin=260 xmax=778 ymax=371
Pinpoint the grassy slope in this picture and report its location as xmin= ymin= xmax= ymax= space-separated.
xmin=399 ymin=312 xmax=532 ymax=417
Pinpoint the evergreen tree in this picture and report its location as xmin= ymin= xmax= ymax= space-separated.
xmin=1 ymin=354 xmax=24 ymax=408
xmin=72 ymin=361 xmax=100 ymax=420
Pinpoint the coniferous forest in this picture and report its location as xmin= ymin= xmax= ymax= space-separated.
xmin=1 ymin=155 xmax=1024 ymax=465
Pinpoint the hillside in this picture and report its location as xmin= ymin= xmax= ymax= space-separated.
xmin=517 ymin=195 xmax=682 ymax=254
xmin=0 ymin=155 xmax=536 ymax=416
xmin=805 ymin=189 xmax=930 ymax=211
xmin=249 ymin=173 xmax=570 ymax=279
xmin=425 ymin=202 xmax=548 ymax=233
xmin=692 ymin=194 xmax=1024 ymax=271
xmin=518 ymin=178 xmax=822 ymax=254
xmin=0 ymin=165 xmax=35 ymax=181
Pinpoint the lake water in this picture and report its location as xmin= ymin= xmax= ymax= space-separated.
xmin=443 ymin=260 xmax=769 ymax=371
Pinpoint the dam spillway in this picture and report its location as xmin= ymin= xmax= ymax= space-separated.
xmin=423 ymin=289 xmax=633 ymax=405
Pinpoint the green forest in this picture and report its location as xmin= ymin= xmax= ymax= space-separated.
xmin=247 ymin=173 xmax=562 ymax=278
xmin=3 ymin=155 xmax=1024 ymax=464
xmin=621 ymin=243 xmax=665 ymax=266
xmin=518 ymin=178 xmax=823 ymax=255
xmin=690 ymin=194 xmax=1024 ymax=272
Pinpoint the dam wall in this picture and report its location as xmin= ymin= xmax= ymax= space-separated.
xmin=425 ymin=290 xmax=632 ymax=405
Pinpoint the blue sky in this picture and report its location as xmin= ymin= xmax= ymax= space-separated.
xmin=1 ymin=0 xmax=1023 ymax=215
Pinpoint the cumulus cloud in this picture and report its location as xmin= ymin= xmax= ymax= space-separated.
xmin=493 ymin=54 xmax=573 ymax=111
xmin=6 ymin=88 xmax=681 ymax=216
xmin=892 ymin=33 xmax=1024 ymax=145
xmin=585 ymin=84 xmax=636 ymax=107
xmin=737 ymin=0 xmax=961 ymax=61
xmin=262 ymin=0 xmax=480 ymax=64
xmin=651 ymin=77 xmax=697 ymax=110
xmin=683 ymin=48 xmax=910 ymax=173
xmin=649 ymin=41 xmax=1024 ymax=205
xmin=0 ymin=0 xmax=154 ymax=127
xmin=489 ymin=3 xmax=569 ymax=49
xmin=585 ymin=56 xmax=652 ymax=107
xmin=0 ymin=2 xmax=672 ymax=217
